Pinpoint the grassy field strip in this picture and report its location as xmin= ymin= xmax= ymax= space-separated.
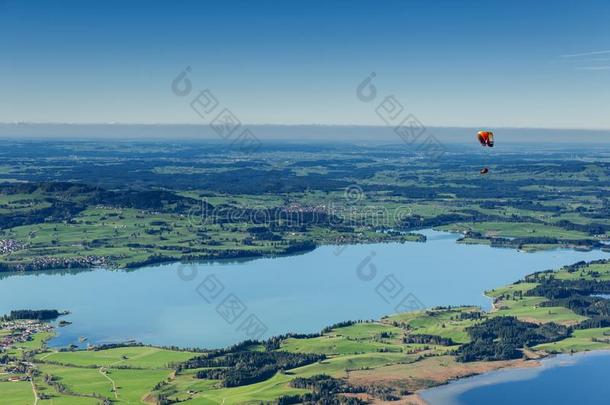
xmin=38 ymin=351 xmax=55 ymax=360
xmin=182 ymin=373 xmax=298 ymax=405
xmin=535 ymin=328 xmax=610 ymax=352
xmin=20 ymin=346 xmax=199 ymax=404
xmin=0 ymin=381 xmax=36 ymax=405
xmin=35 ymin=347 xmax=197 ymax=369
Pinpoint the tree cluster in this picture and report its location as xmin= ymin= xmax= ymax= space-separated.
xmin=457 ymin=316 xmax=569 ymax=362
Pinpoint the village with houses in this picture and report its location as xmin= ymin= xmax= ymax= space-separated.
xmin=1 ymin=317 xmax=54 ymax=383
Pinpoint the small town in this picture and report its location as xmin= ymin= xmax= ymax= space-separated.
xmin=1 ymin=319 xmax=53 ymax=384
xmin=0 ymin=239 xmax=25 ymax=255
xmin=0 ymin=254 xmax=108 ymax=273
xmin=0 ymin=319 xmax=52 ymax=350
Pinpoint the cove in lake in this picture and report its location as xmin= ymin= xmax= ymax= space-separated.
xmin=421 ymin=350 xmax=610 ymax=405
xmin=0 ymin=230 xmax=607 ymax=348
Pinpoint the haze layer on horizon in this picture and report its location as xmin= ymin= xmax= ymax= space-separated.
xmin=1 ymin=123 xmax=609 ymax=144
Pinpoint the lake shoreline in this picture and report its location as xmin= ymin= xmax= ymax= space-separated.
xmin=5 ymin=224 xmax=607 ymax=276
xmin=26 ymin=311 xmax=610 ymax=405
xmin=0 ymin=232 xmax=427 ymax=275
xmin=412 ymin=359 xmax=541 ymax=405
xmin=418 ymin=349 xmax=610 ymax=405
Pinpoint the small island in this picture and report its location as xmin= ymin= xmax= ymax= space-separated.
xmin=1 ymin=309 xmax=68 ymax=321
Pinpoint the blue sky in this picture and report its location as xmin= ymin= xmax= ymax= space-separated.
xmin=1 ymin=0 xmax=609 ymax=128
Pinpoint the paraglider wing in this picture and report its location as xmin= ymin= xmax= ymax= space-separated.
xmin=477 ymin=131 xmax=494 ymax=147
xmin=476 ymin=130 xmax=494 ymax=174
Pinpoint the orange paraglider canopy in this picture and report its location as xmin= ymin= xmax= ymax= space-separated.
xmin=477 ymin=131 xmax=494 ymax=147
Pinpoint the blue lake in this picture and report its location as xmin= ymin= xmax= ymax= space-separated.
xmin=0 ymin=230 xmax=607 ymax=349
xmin=421 ymin=350 xmax=610 ymax=405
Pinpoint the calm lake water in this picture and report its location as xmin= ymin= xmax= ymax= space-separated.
xmin=421 ymin=350 xmax=610 ymax=405
xmin=0 ymin=230 xmax=607 ymax=348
